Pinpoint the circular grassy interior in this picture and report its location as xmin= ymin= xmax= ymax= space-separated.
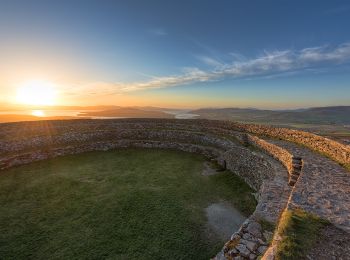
xmin=0 ymin=149 xmax=256 ymax=259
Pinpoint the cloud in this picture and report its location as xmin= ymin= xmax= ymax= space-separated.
xmin=196 ymin=55 xmax=224 ymax=68
xmin=299 ymin=44 xmax=350 ymax=63
xmin=76 ymin=42 xmax=350 ymax=95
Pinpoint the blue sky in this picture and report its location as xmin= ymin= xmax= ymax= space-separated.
xmin=1 ymin=0 xmax=350 ymax=108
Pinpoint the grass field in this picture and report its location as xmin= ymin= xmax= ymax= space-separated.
xmin=0 ymin=149 xmax=256 ymax=259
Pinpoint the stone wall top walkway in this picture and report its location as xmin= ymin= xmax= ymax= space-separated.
xmin=266 ymin=138 xmax=350 ymax=233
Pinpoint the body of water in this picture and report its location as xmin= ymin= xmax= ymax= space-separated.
xmin=0 ymin=109 xmax=199 ymax=120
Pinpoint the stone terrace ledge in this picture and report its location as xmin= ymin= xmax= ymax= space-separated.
xmin=266 ymin=138 xmax=350 ymax=233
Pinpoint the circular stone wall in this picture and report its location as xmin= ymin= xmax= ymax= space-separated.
xmin=3 ymin=118 xmax=345 ymax=259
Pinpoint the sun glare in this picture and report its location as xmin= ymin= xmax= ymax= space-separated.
xmin=16 ymin=81 xmax=57 ymax=106
xmin=31 ymin=110 xmax=45 ymax=117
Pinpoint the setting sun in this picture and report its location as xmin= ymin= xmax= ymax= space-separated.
xmin=31 ymin=110 xmax=45 ymax=117
xmin=16 ymin=81 xmax=57 ymax=106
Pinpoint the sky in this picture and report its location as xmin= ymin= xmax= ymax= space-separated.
xmin=0 ymin=0 xmax=350 ymax=109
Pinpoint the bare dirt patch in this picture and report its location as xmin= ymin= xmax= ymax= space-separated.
xmin=202 ymin=161 xmax=223 ymax=176
xmin=206 ymin=202 xmax=246 ymax=241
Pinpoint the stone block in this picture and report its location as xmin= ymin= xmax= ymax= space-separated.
xmin=246 ymin=221 xmax=262 ymax=238
xmin=236 ymin=244 xmax=251 ymax=258
xmin=249 ymin=253 xmax=257 ymax=259
xmin=245 ymin=240 xmax=258 ymax=252
xmin=257 ymin=245 xmax=268 ymax=255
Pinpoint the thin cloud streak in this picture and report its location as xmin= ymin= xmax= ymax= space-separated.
xmin=76 ymin=42 xmax=350 ymax=95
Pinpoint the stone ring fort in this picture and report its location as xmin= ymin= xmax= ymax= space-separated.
xmin=0 ymin=118 xmax=349 ymax=259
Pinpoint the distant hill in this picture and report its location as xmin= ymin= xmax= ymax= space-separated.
xmin=1 ymin=105 xmax=349 ymax=126
xmin=191 ymin=106 xmax=350 ymax=125
xmin=79 ymin=107 xmax=174 ymax=118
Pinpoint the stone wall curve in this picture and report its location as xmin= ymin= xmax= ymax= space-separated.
xmin=3 ymin=118 xmax=343 ymax=259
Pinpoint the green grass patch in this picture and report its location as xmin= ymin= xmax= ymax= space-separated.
xmin=0 ymin=149 xmax=256 ymax=259
xmin=275 ymin=209 xmax=329 ymax=260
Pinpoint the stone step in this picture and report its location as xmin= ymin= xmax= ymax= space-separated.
xmin=288 ymin=179 xmax=296 ymax=186
xmin=292 ymin=161 xmax=302 ymax=165
xmin=290 ymin=174 xmax=299 ymax=181
xmin=292 ymin=163 xmax=302 ymax=170
xmin=291 ymin=168 xmax=301 ymax=175
xmin=291 ymin=169 xmax=301 ymax=176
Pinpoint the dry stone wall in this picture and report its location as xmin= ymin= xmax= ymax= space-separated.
xmin=218 ymin=148 xmax=273 ymax=190
xmin=0 ymin=129 xmax=236 ymax=157
xmin=243 ymin=134 xmax=303 ymax=186
xmin=232 ymin=122 xmax=350 ymax=166
xmin=0 ymin=140 xmax=222 ymax=170
xmin=1 ymin=118 xmax=347 ymax=259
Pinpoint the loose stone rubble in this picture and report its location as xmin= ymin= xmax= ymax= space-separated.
xmin=215 ymin=217 xmax=270 ymax=260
